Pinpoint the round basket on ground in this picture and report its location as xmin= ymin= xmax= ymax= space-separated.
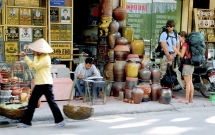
xmin=63 ymin=105 xmax=94 ymax=120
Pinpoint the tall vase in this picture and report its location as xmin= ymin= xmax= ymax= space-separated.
xmin=101 ymin=0 xmax=113 ymax=16
xmin=132 ymin=86 xmax=144 ymax=104
xmin=125 ymin=61 xmax=139 ymax=78
xmin=122 ymin=24 xmax=134 ymax=43
xmin=131 ymin=39 xmax=145 ymax=57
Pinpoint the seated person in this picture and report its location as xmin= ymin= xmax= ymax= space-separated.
xmin=74 ymin=57 xmax=101 ymax=100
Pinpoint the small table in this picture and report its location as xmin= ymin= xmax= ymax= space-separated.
xmin=83 ymin=80 xmax=108 ymax=105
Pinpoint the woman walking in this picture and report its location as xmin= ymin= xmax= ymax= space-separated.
xmin=172 ymin=31 xmax=194 ymax=104
xmin=17 ymin=38 xmax=65 ymax=128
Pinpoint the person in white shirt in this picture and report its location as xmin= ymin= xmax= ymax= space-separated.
xmin=74 ymin=57 xmax=101 ymax=100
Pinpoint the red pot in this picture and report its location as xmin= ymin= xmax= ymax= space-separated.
xmin=113 ymin=6 xmax=127 ymax=21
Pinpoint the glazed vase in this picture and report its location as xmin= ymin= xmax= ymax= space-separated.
xmin=138 ymin=67 xmax=151 ymax=81
xmin=107 ymin=32 xmax=117 ymax=49
xmin=116 ymin=37 xmax=128 ymax=45
xmin=159 ymin=87 xmax=172 ymax=104
xmin=151 ymin=84 xmax=162 ymax=101
xmin=132 ymin=86 xmax=144 ymax=104
xmin=113 ymin=60 xmax=127 ymax=82
xmin=125 ymin=61 xmax=139 ymax=78
xmin=113 ymin=6 xmax=127 ymax=21
xmin=122 ymin=24 xmax=134 ymax=43
xmin=131 ymin=39 xmax=145 ymax=57
xmin=114 ymin=45 xmax=130 ymax=60
xmin=151 ymin=65 xmax=162 ymax=84
xmin=109 ymin=20 xmax=119 ymax=33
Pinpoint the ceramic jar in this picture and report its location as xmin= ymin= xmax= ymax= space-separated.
xmin=101 ymin=0 xmax=113 ymax=16
xmin=126 ymin=54 xmax=141 ymax=62
xmin=151 ymin=65 xmax=162 ymax=84
xmin=118 ymin=21 xmax=126 ymax=32
xmin=108 ymin=49 xmax=114 ymax=62
xmin=125 ymin=62 xmax=139 ymax=78
xmin=138 ymin=67 xmax=151 ymax=81
xmin=131 ymin=39 xmax=145 ymax=57
xmin=107 ymin=32 xmax=117 ymax=49
xmin=112 ymin=82 xmax=125 ymax=97
xmin=20 ymin=93 xmax=30 ymax=102
xmin=109 ymin=20 xmax=119 ymax=33
xmin=114 ymin=45 xmax=130 ymax=60
xmin=138 ymin=84 xmax=151 ymax=97
xmin=132 ymin=86 xmax=144 ymax=104
xmin=116 ymin=37 xmax=128 ymax=45
xmin=104 ymin=62 xmax=114 ymax=81
xmin=113 ymin=6 xmax=127 ymax=21
xmin=159 ymin=87 xmax=172 ymax=104
xmin=125 ymin=89 xmax=133 ymax=99
xmin=125 ymin=77 xmax=138 ymax=89
xmin=113 ymin=60 xmax=127 ymax=82
xmin=122 ymin=24 xmax=134 ymax=43
xmin=151 ymin=84 xmax=162 ymax=101
xmin=141 ymin=55 xmax=150 ymax=69
xmin=12 ymin=88 xmax=22 ymax=96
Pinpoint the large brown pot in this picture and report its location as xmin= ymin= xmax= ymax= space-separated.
xmin=151 ymin=65 xmax=162 ymax=84
xmin=122 ymin=24 xmax=134 ymax=43
xmin=131 ymin=39 xmax=145 ymax=57
xmin=126 ymin=54 xmax=140 ymax=62
xmin=113 ymin=60 xmax=127 ymax=82
xmin=101 ymin=0 xmax=113 ymax=16
xmin=109 ymin=20 xmax=119 ymax=33
xmin=113 ymin=6 xmax=127 ymax=21
xmin=125 ymin=77 xmax=138 ymax=89
xmin=112 ymin=82 xmax=125 ymax=97
xmin=105 ymin=62 xmax=114 ymax=81
xmin=114 ymin=45 xmax=130 ymax=60
xmin=132 ymin=86 xmax=144 ymax=104
xmin=151 ymin=84 xmax=162 ymax=101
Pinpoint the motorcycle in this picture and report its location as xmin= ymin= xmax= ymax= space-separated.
xmin=173 ymin=60 xmax=215 ymax=98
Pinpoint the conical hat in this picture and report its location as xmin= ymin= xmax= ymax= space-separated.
xmin=28 ymin=38 xmax=53 ymax=53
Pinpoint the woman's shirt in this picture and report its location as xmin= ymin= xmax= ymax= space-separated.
xmin=182 ymin=42 xmax=192 ymax=66
xmin=24 ymin=53 xmax=53 ymax=85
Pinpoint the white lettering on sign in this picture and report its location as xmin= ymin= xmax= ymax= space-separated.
xmin=127 ymin=3 xmax=151 ymax=14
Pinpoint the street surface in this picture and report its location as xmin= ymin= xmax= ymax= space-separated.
xmin=1 ymin=106 xmax=215 ymax=135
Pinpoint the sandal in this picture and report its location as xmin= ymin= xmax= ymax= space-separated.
xmin=17 ymin=123 xmax=31 ymax=128
xmin=55 ymin=121 xmax=66 ymax=127
xmin=178 ymin=100 xmax=189 ymax=104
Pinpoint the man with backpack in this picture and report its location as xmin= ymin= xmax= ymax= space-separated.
xmin=159 ymin=20 xmax=180 ymax=98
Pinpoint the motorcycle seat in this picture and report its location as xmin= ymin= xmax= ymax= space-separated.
xmin=193 ymin=67 xmax=208 ymax=75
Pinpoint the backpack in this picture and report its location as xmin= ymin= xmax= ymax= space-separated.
xmin=155 ymin=26 xmax=178 ymax=57
xmin=185 ymin=32 xmax=206 ymax=66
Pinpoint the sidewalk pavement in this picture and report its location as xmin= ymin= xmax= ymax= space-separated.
xmin=1 ymin=89 xmax=215 ymax=123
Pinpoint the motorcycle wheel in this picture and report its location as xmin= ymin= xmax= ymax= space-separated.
xmin=200 ymin=78 xmax=214 ymax=98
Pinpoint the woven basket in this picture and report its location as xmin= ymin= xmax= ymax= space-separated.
xmin=63 ymin=105 xmax=94 ymax=120
xmin=0 ymin=106 xmax=26 ymax=120
xmin=208 ymin=35 xmax=215 ymax=41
